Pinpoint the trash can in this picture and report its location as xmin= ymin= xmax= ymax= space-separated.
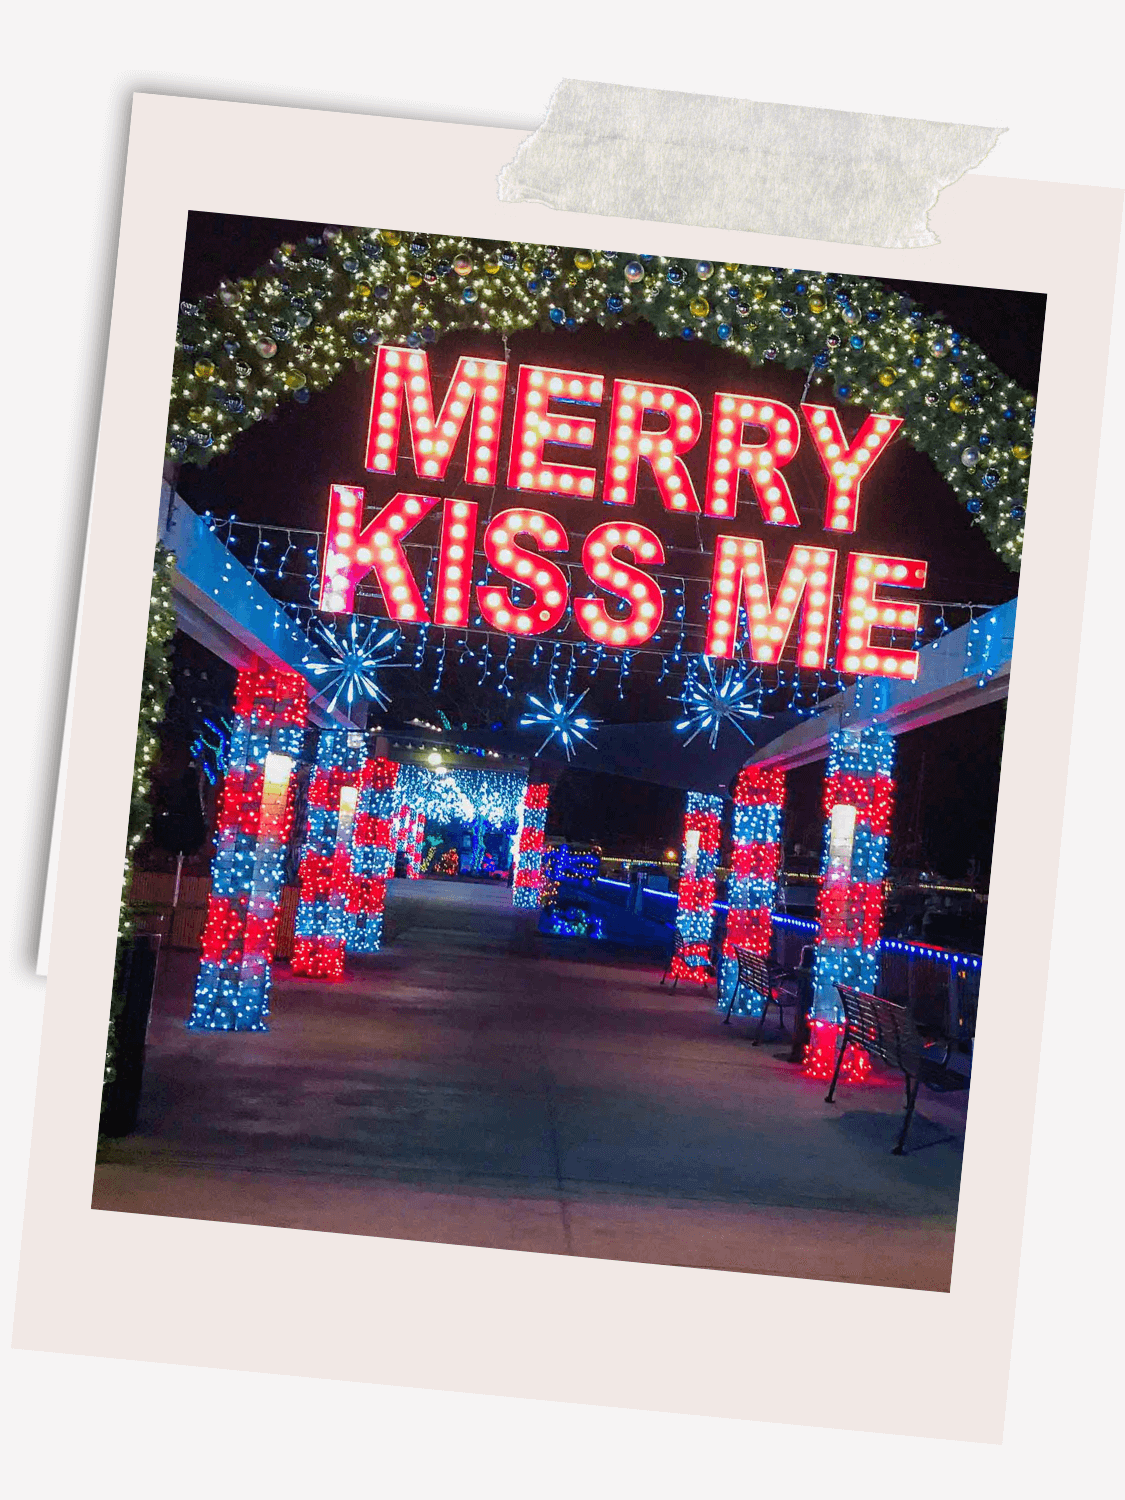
xmin=100 ymin=932 xmax=161 ymax=1138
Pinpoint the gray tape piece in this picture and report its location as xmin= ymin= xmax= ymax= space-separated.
xmin=497 ymin=80 xmax=1006 ymax=250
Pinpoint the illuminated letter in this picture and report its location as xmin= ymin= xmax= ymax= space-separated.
xmin=506 ymin=365 xmax=604 ymax=499
xmin=706 ymin=539 xmax=837 ymax=667
xmin=604 ymin=380 xmax=702 ymax=511
xmin=365 ymin=346 xmax=506 ymax=485
xmin=835 ymin=552 xmax=928 ymax=680
xmin=477 ymin=509 xmax=570 ymax=636
xmin=576 ymin=522 xmax=665 ymax=647
xmin=433 ymin=498 xmax=478 ymax=628
xmin=800 ymin=404 xmax=902 ymax=532
xmin=319 ymin=484 xmax=438 ymax=620
xmin=704 ymin=394 xmax=801 ymax=524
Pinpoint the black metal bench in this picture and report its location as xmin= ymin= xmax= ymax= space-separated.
xmin=722 ymin=948 xmax=799 ymax=1045
xmin=827 ymin=983 xmax=967 ymax=1155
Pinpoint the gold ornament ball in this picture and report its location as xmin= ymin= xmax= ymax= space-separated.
xmin=1011 ymin=442 xmax=1031 ymax=460
xmin=689 ymin=296 xmax=710 ymax=318
xmin=949 ymin=394 xmax=967 ymax=412
xmin=284 ymin=371 xmax=307 ymax=390
xmin=380 ymin=230 xmax=401 ymax=246
xmin=573 ymin=250 xmax=594 ymax=271
xmin=1021 ymin=392 xmax=1036 ymax=407
xmin=407 ymin=271 xmax=423 ymax=289
xmin=193 ymin=359 xmax=215 ymax=379
xmin=808 ymin=293 xmax=826 ymax=314
xmin=484 ymin=258 xmax=501 ymax=274
xmin=453 ymin=254 xmax=473 ymax=276
xmin=355 ymin=282 xmax=372 ymax=298
xmin=753 ymin=286 xmax=768 ymax=301
xmin=187 ymin=405 xmax=204 ymax=423
xmin=878 ymin=367 xmax=897 ymax=387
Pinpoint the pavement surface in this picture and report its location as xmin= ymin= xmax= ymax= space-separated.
xmin=92 ymin=879 xmax=968 ymax=1290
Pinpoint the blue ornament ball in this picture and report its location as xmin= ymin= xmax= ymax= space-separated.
xmin=666 ymin=265 xmax=686 ymax=285
xmin=1010 ymin=505 xmax=1026 ymax=519
xmin=780 ymin=301 xmax=796 ymax=318
xmin=549 ymin=306 xmax=565 ymax=325
xmin=813 ymin=351 xmax=829 ymax=368
xmin=849 ymin=334 xmax=864 ymax=349
xmin=966 ymin=498 xmax=982 ymax=513
xmin=462 ymin=286 xmax=478 ymax=303
xmin=680 ymin=326 xmax=695 ymax=340
xmin=293 ymin=387 xmax=310 ymax=404
xmin=606 ymin=293 xmax=624 ymax=313
xmin=981 ymin=470 xmax=1000 ymax=489
xmin=717 ymin=322 xmax=732 ymax=340
xmin=837 ymin=384 xmax=851 ymax=399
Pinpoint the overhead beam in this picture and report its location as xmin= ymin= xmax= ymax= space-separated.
xmin=744 ymin=598 xmax=1016 ymax=771
xmin=159 ymin=485 xmax=357 ymax=729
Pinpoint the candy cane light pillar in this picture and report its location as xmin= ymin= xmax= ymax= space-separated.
xmin=804 ymin=723 xmax=896 ymax=1080
xmin=671 ymin=792 xmax=723 ymax=984
xmin=513 ymin=773 xmax=549 ymax=909
xmin=291 ymin=729 xmax=368 ymax=981
xmin=720 ymin=767 xmax=786 ymax=1012
xmin=347 ymin=756 xmax=399 ymax=952
xmin=189 ymin=666 xmax=307 ymax=1031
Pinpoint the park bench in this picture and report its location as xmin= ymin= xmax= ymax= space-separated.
xmin=660 ymin=929 xmax=716 ymax=991
xmin=827 ymin=983 xmax=967 ymax=1155
xmin=722 ymin=948 xmax=801 ymax=1045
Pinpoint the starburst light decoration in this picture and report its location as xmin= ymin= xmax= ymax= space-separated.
xmin=519 ymin=689 xmax=599 ymax=760
xmin=674 ymin=657 xmax=765 ymax=749
xmin=303 ymin=616 xmax=401 ymax=712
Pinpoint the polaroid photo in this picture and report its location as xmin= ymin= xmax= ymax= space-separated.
xmin=15 ymin=93 xmax=1121 ymax=1444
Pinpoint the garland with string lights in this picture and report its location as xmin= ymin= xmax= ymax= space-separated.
xmin=104 ymin=544 xmax=178 ymax=1091
xmin=170 ymin=229 xmax=1034 ymax=567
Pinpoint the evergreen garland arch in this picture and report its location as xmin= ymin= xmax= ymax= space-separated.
xmin=169 ymin=227 xmax=1035 ymax=570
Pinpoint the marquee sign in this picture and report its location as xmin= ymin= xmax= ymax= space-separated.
xmin=320 ymin=347 xmax=930 ymax=683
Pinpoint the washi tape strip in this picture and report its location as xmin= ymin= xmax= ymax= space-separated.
xmin=498 ymin=80 xmax=1005 ymax=250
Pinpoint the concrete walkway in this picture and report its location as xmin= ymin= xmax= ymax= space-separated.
xmin=93 ymin=880 xmax=967 ymax=1290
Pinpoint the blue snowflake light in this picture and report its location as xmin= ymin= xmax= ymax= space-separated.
xmin=674 ymin=658 xmax=765 ymax=749
xmin=519 ymin=689 xmax=599 ymax=760
xmin=303 ymin=617 xmax=402 ymax=712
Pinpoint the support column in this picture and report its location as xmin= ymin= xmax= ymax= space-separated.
xmin=346 ymin=755 xmax=399 ymax=952
xmin=671 ymin=792 xmax=723 ymax=984
xmin=291 ymin=729 xmax=368 ymax=981
xmin=189 ymin=666 xmax=307 ymax=1031
xmin=803 ymin=724 xmax=896 ymax=1080
xmin=513 ymin=774 xmax=549 ymax=909
xmin=719 ymin=766 xmax=786 ymax=1013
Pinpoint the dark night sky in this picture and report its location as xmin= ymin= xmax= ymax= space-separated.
xmin=169 ymin=213 xmax=1042 ymax=878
